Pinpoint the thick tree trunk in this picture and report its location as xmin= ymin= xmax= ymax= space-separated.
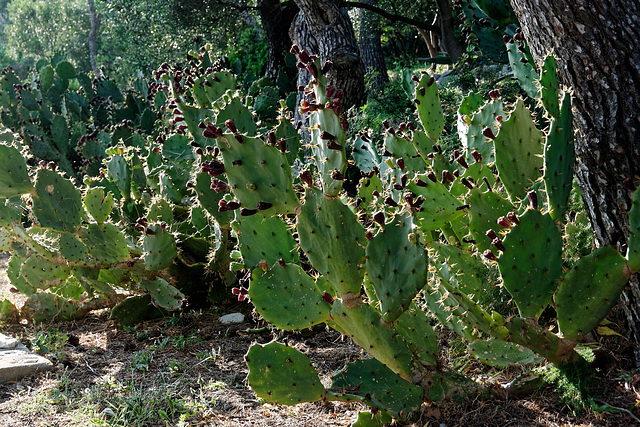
xmin=258 ymin=0 xmax=298 ymax=80
xmin=509 ymin=0 xmax=640 ymax=364
xmin=88 ymin=0 xmax=102 ymax=78
xmin=434 ymin=0 xmax=465 ymax=62
xmin=292 ymin=0 xmax=365 ymax=112
xmin=358 ymin=0 xmax=388 ymax=91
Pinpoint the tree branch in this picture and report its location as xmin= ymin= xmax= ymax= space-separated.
xmin=339 ymin=1 xmax=439 ymax=32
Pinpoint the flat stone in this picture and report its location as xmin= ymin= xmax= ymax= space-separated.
xmin=219 ymin=313 xmax=245 ymax=324
xmin=0 ymin=334 xmax=53 ymax=383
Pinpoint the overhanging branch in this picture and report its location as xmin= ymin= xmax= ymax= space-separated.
xmin=340 ymin=1 xmax=439 ymax=33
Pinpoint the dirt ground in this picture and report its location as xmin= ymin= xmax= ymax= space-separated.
xmin=0 ymin=259 xmax=638 ymax=426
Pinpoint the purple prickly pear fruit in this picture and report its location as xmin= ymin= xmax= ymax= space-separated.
xmin=507 ymin=212 xmax=519 ymax=225
xmin=299 ymin=170 xmax=313 ymax=187
xmin=456 ymin=156 xmax=468 ymax=169
xmin=396 ymin=158 xmax=405 ymax=171
xmin=415 ymin=178 xmax=428 ymax=187
xmin=419 ymin=87 xmax=426 ymax=96
xmin=503 ymin=35 xmax=510 ymax=44
xmin=496 ymin=115 xmax=503 ymax=123
xmin=298 ymin=49 xmax=311 ymax=64
xmin=527 ymin=191 xmax=538 ymax=210
xmin=266 ymin=131 xmax=276 ymax=146
xmin=259 ymin=259 xmax=269 ymax=272
xmin=257 ymin=202 xmax=273 ymax=210
xmin=401 ymin=174 xmax=408 ymax=187
xmin=411 ymin=75 xmax=419 ymax=82
xmin=373 ymin=211 xmax=385 ymax=225
xmin=372 ymin=190 xmax=380 ymax=197
xmin=160 ymin=221 xmax=167 ymax=230
xmin=320 ymin=131 xmax=335 ymax=140
xmin=307 ymin=63 xmax=318 ymax=78
xmin=426 ymin=172 xmax=437 ymax=183
xmin=384 ymin=197 xmax=398 ymax=207
xmin=461 ymin=177 xmax=473 ymax=189
xmin=482 ymin=127 xmax=496 ymax=139
xmin=486 ymin=229 xmax=498 ymax=240
xmin=321 ymin=292 xmax=334 ymax=304
xmin=453 ymin=169 xmax=460 ymax=178
xmin=277 ymin=138 xmax=286 ymax=153
xmin=365 ymin=231 xmax=373 ymax=240
xmin=340 ymin=117 xmax=349 ymax=132
xmin=218 ymin=200 xmax=240 ymax=212
xmin=382 ymin=120 xmax=390 ymax=129
xmin=278 ymin=258 xmax=287 ymax=267
xmin=210 ymin=178 xmax=229 ymax=193
xmin=393 ymin=183 xmax=404 ymax=191
xmin=442 ymin=170 xmax=455 ymax=183
xmin=489 ymin=89 xmax=500 ymax=99
xmin=137 ymin=217 xmax=148 ymax=226
xmin=326 ymin=86 xmax=335 ymax=98
xmin=195 ymin=147 xmax=204 ymax=156
xmin=201 ymin=159 xmax=225 ymax=176
xmin=484 ymin=249 xmax=497 ymax=261
xmin=491 ymin=238 xmax=505 ymax=252
xmin=290 ymin=45 xmax=300 ymax=55
xmin=145 ymin=228 xmax=156 ymax=235
xmin=135 ymin=224 xmax=145 ymax=232
xmin=471 ymin=150 xmax=483 ymax=163
xmin=206 ymin=145 xmax=214 ymax=154
xmin=240 ymin=208 xmax=258 ymax=216
xmin=497 ymin=216 xmax=511 ymax=228
xmin=334 ymin=90 xmax=344 ymax=99
xmin=326 ymin=140 xmax=342 ymax=150
xmin=322 ymin=61 xmax=333 ymax=74
xmin=225 ymin=119 xmax=238 ymax=134
xmin=198 ymin=122 xmax=206 ymax=129
xmin=427 ymin=76 xmax=435 ymax=87
xmin=331 ymin=170 xmax=345 ymax=181
xmin=187 ymin=181 xmax=195 ymax=189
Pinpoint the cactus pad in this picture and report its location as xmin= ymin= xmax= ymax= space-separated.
xmin=626 ymin=186 xmax=640 ymax=271
xmin=415 ymin=74 xmax=444 ymax=141
xmin=83 ymin=187 xmax=114 ymax=224
xmin=234 ymin=215 xmax=298 ymax=270
xmin=498 ymin=209 xmax=562 ymax=319
xmin=330 ymin=358 xmax=423 ymax=420
xmin=22 ymin=255 xmax=71 ymax=290
xmin=467 ymin=188 xmax=514 ymax=252
xmin=249 ymin=262 xmax=331 ymax=330
xmin=506 ymin=42 xmax=540 ymax=99
xmin=246 ymin=342 xmax=325 ymax=405
xmin=0 ymin=144 xmax=33 ymax=198
xmin=80 ymin=223 xmax=130 ymax=266
xmin=494 ymin=99 xmax=544 ymax=201
xmin=430 ymin=242 xmax=489 ymax=295
xmin=458 ymin=97 xmax=503 ymax=165
xmin=142 ymin=224 xmax=177 ymax=270
xmin=32 ymin=169 xmax=83 ymax=231
xmin=217 ymin=133 xmax=299 ymax=215
xmin=469 ymin=338 xmax=543 ymax=368
xmin=366 ymin=213 xmax=428 ymax=322
xmin=555 ymin=245 xmax=629 ymax=340
xmin=297 ymin=188 xmax=366 ymax=295
xmin=407 ymin=177 xmax=465 ymax=232
xmin=395 ymin=306 xmax=439 ymax=366
xmin=331 ymin=301 xmax=415 ymax=379
xmin=140 ymin=278 xmax=184 ymax=310
xmin=59 ymin=231 xmax=89 ymax=262
xmin=544 ymin=92 xmax=574 ymax=221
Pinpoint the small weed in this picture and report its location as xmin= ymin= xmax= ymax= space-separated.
xmin=130 ymin=350 xmax=154 ymax=372
xmin=31 ymin=327 xmax=68 ymax=362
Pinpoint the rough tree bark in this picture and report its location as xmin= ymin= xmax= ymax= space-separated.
xmin=509 ymin=0 xmax=640 ymax=364
xmin=358 ymin=0 xmax=388 ymax=90
xmin=291 ymin=0 xmax=365 ymax=112
xmin=88 ymin=0 xmax=102 ymax=78
xmin=258 ymin=0 xmax=299 ymax=79
xmin=434 ymin=0 xmax=464 ymax=62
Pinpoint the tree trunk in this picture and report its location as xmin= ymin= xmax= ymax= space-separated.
xmin=434 ymin=0 xmax=465 ymax=62
xmin=358 ymin=0 xmax=388 ymax=91
xmin=88 ymin=0 xmax=102 ymax=78
xmin=292 ymin=0 xmax=365 ymax=112
xmin=258 ymin=0 xmax=299 ymax=79
xmin=509 ymin=0 xmax=640 ymax=365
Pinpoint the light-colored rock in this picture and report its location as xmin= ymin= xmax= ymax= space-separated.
xmin=0 ymin=333 xmax=53 ymax=382
xmin=218 ymin=313 xmax=245 ymax=324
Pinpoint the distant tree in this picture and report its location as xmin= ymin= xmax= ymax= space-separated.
xmin=4 ymin=0 xmax=91 ymax=71
xmin=358 ymin=0 xmax=389 ymax=90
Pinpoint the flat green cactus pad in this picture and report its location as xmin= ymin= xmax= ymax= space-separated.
xmin=469 ymin=338 xmax=543 ymax=368
xmin=395 ymin=305 xmax=439 ymax=366
xmin=218 ymin=133 xmax=299 ymax=215
xmin=366 ymin=213 xmax=428 ymax=322
xmin=498 ymin=209 xmax=562 ymax=319
xmin=544 ymin=92 xmax=574 ymax=221
xmin=22 ymin=255 xmax=71 ymax=290
xmin=494 ymin=99 xmax=544 ymax=202
xmin=627 ymin=186 xmax=640 ymax=271
xmin=297 ymin=188 xmax=366 ymax=295
xmin=467 ymin=188 xmax=515 ymax=253
xmin=246 ymin=342 xmax=325 ymax=405
xmin=83 ymin=187 xmax=114 ymax=224
xmin=249 ymin=262 xmax=331 ymax=330
xmin=142 ymin=224 xmax=177 ymax=270
xmin=540 ymin=55 xmax=560 ymax=118
xmin=555 ymin=245 xmax=629 ymax=340
xmin=140 ymin=278 xmax=184 ymax=310
xmin=22 ymin=292 xmax=77 ymax=322
xmin=415 ymin=74 xmax=444 ymax=141
xmin=80 ymin=223 xmax=130 ymax=266
xmin=0 ymin=144 xmax=33 ymax=198
xmin=235 ymin=215 xmax=298 ymax=270
xmin=59 ymin=231 xmax=89 ymax=262
xmin=430 ymin=242 xmax=489 ymax=295
xmin=330 ymin=358 xmax=423 ymax=420
xmin=458 ymin=97 xmax=503 ymax=166
xmin=350 ymin=410 xmax=393 ymax=427
xmin=407 ymin=177 xmax=465 ymax=232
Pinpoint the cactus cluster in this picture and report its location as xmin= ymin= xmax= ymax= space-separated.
xmin=1 ymin=41 xmax=637 ymax=425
